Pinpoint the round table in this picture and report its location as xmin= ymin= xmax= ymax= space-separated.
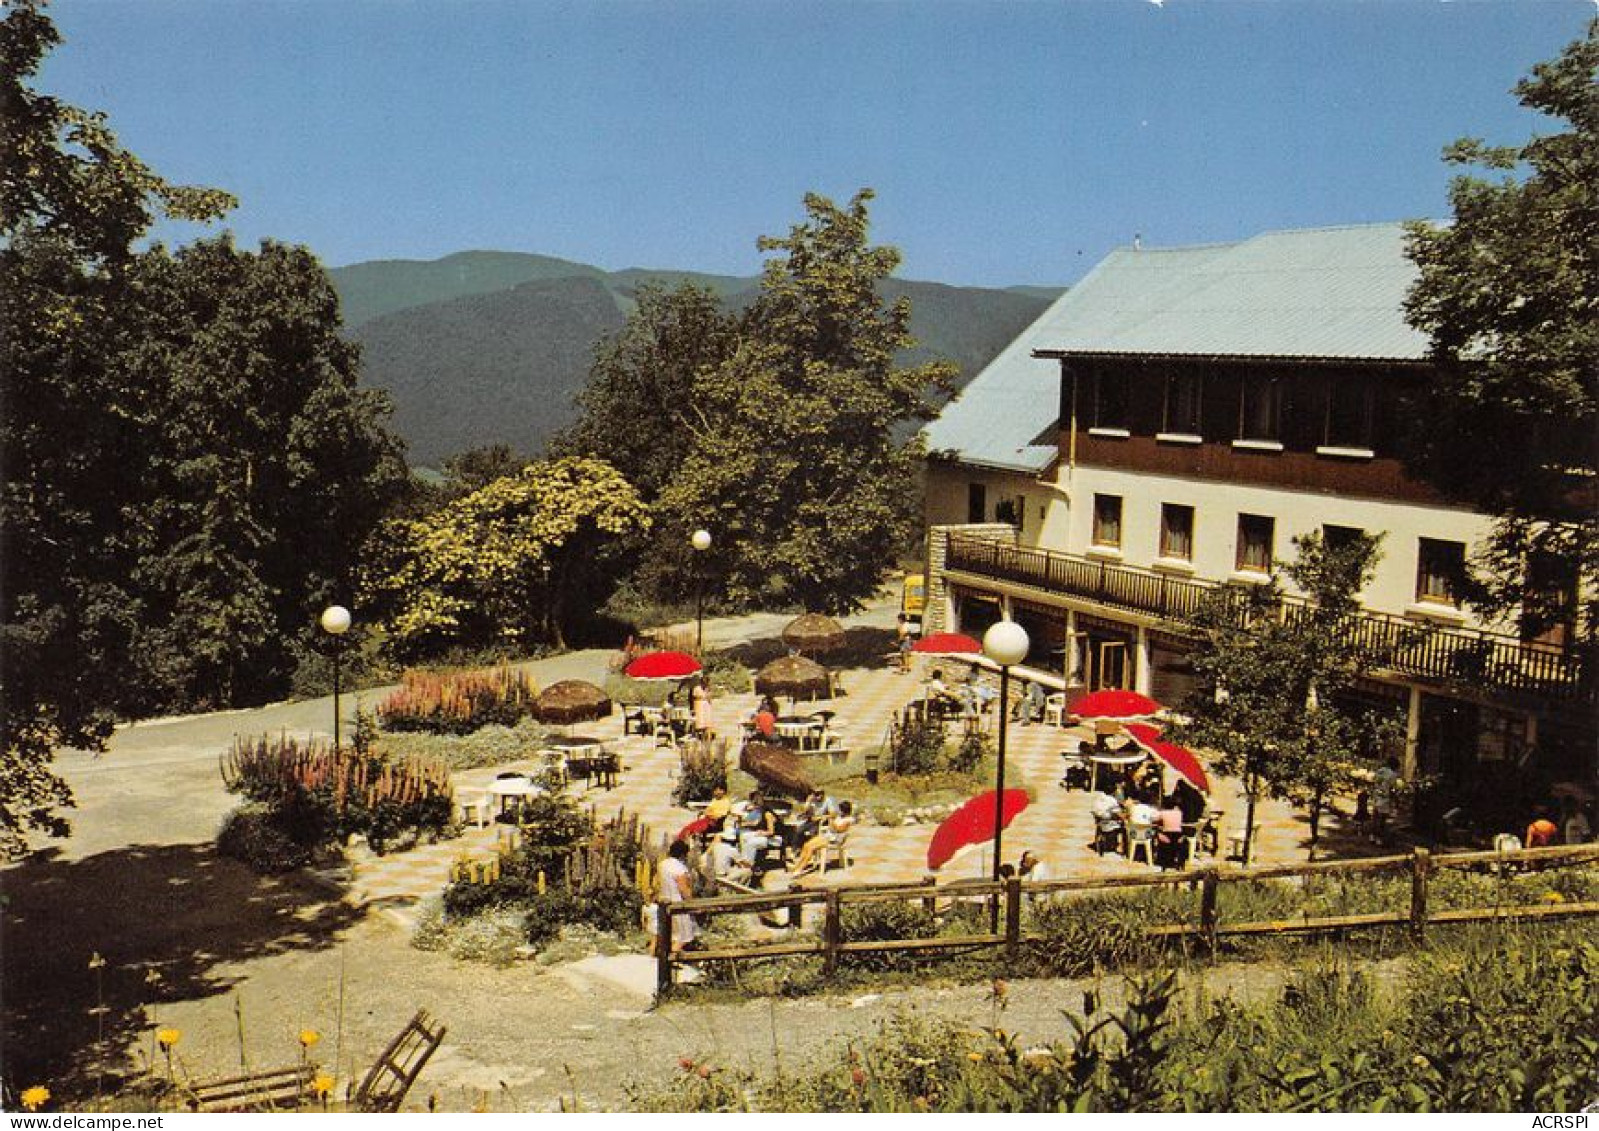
xmin=487 ymin=776 xmax=542 ymax=818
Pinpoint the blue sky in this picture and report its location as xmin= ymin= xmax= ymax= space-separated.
xmin=42 ymin=0 xmax=1595 ymax=287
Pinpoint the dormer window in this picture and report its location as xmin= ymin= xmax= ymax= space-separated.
xmin=1239 ymin=376 xmax=1283 ymax=442
xmin=1092 ymin=371 xmax=1129 ymax=431
xmin=1325 ymin=380 xmax=1375 ymax=451
xmin=1162 ymin=372 xmax=1203 ymax=436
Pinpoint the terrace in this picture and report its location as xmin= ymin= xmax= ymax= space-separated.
xmin=942 ymin=530 xmax=1593 ymax=710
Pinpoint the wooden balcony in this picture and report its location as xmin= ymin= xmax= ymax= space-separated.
xmin=943 ymin=531 xmax=1593 ymax=708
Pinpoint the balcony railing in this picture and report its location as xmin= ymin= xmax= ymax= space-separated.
xmin=944 ymin=531 xmax=1593 ymax=706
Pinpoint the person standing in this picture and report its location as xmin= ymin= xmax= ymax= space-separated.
xmin=656 ymin=840 xmax=697 ymax=955
xmin=896 ymin=614 xmax=914 ymax=673
xmin=691 ymin=676 xmax=714 ymax=739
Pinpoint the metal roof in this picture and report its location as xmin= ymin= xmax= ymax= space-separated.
xmin=922 ymin=223 xmax=1428 ymax=472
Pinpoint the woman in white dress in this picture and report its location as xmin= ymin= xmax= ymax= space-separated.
xmin=656 ymin=839 xmax=697 ymax=954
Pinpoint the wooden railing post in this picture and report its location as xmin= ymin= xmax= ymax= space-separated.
xmin=1004 ymin=877 xmax=1023 ymax=955
xmin=823 ymin=890 xmax=842 ymax=977
xmin=655 ymin=902 xmax=675 ymax=997
xmin=1199 ymin=869 xmax=1219 ymax=951
xmin=1410 ymin=847 xmax=1430 ymax=942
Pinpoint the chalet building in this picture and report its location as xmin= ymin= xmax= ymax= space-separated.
xmin=920 ymin=224 xmax=1593 ymax=819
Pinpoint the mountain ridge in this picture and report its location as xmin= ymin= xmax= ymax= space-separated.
xmin=332 ymin=251 xmax=1064 ymax=466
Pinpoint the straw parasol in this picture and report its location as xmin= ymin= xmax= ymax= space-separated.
xmin=754 ymin=655 xmax=832 ymax=701
xmin=781 ymin=613 xmax=847 ymax=657
xmin=534 ymin=680 xmax=613 ymax=726
xmin=739 ymin=741 xmax=815 ymax=798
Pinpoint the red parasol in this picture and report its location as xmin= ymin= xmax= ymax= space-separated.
xmin=1123 ymin=722 xmax=1211 ymax=793
xmin=624 ymin=651 xmax=704 ymax=681
xmin=926 ymin=789 xmax=1029 ymax=871
xmin=912 ymin=632 xmax=981 ymax=655
xmin=1070 ymin=689 xmax=1163 ymax=720
xmin=676 ymin=815 xmax=715 ymax=842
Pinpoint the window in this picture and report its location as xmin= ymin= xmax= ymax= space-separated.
xmin=1324 ymin=381 xmax=1374 ymax=450
xmin=1323 ymin=524 xmax=1364 ymax=552
xmin=1092 ymin=372 xmax=1129 ymax=431
xmin=1416 ymin=538 xmax=1465 ymax=604
xmin=1239 ymin=376 xmax=1283 ymax=442
xmin=967 ymin=482 xmax=987 ymax=524
xmin=1092 ymin=494 xmax=1123 ymax=548
xmin=1237 ymin=514 xmax=1275 ymax=573
xmin=1160 ymin=503 xmax=1194 ymax=560
xmin=1162 ymin=372 xmax=1203 ymax=435
xmin=995 ymin=496 xmax=1021 ymax=529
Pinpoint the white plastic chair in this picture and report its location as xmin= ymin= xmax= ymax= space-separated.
xmin=457 ymin=791 xmax=491 ymax=829
xmin=1042 ymin=693 xmax=1067 ymax=727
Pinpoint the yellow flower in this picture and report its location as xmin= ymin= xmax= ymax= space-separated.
xmin=20 ymin=1086 xmax=49 ymax=1111
xmin=312 ymin=1073 xmax=335 ymax=1097
xmin=1542 ymin=891 xmax=1565 ymax=903
xmin=157 ymin=1027 xmax=181 ymax=1048
xmin=967 ymin=1052 xmax=983 ymax=1063
xmin=299 ymin=1029 xmax=321 ymax=1048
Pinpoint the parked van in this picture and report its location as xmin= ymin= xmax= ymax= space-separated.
xmin=900 ymin=572 xmax=926 ymax=630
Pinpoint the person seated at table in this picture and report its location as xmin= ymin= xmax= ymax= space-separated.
xmin=1012 ymin=680 xmax=1047 ymax=725
xmin=751 ymin=698 xmax=778 ymax=739
xmin=790 ymin=789 xmax=839 ymax=849
xmin=708 ymin=826 xmax=744 ymax=880
xmin=1525 ymin=810 xmax=1559 ymax=848
xmin=1153 ymin=795 xmax=1187 ymax=868
xmin=926 ymin=670 xmax=962 ymax=716
xmin=1125 ymin=796 xmax=1158 ymax=859
xmin=792 ymin=801 xmax=854 ymax=875
xmin=702 ymin=785 xmax=732 ymax=832
xmin=1018 ymin=850 xmax=1047 ymax=882
xmin=738 ymin=791 xmax=778 ymax=864
xmin=1090 ymin=791 xmax=1125 ymax=854
xmin=1173 ymin=779 xmax=1207 ymax=824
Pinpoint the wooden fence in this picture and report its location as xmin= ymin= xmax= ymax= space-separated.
xmin=655 ymin=842 xmax=1599 ymax=995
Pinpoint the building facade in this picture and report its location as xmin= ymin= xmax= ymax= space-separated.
xmin=920 ymin=224 xmax=1593 ymax=819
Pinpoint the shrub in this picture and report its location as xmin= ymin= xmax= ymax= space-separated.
xmin=701 ymin=651 xmax=751 ymax=695
xmin=412 ymin=898 xmax=528 ymax=967
xmin=221 ymin=733 xmax=455 ymax=860
xmin=1019 ymin=894 xmax=1170 ymax=977
xmin=377 ymin=664 xmax=537 ymax=734
xmin=838 ymin=900 xmax=940 ymax=972
xmin=885 ymin=714 xmax=945 ymax=776
xmin=673 ymin=738 xmax=729 ymax=805
xmin=439 ymin=802 xmax=656 ymax=955
xmin=215 ymin=805 xmax=314 ymax=873
xmin=948 ymin=729 xmax=990 ymax=774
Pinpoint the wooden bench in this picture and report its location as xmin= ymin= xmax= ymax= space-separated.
xmin=187 ymin=1064 xmax=317 ymax=1112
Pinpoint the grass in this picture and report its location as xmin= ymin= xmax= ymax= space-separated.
xmin=374 ymin=716 xmax=553 ymax=771
xmin=640 ymin=922 xmax=1599 ymax=1111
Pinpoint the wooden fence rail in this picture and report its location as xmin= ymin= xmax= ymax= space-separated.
xmin=656 ymin=842 xmax=1599 ymax=995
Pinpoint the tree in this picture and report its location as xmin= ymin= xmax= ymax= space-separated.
xmin=366 ymin=456 xmax=649 ymax=657
xmin=1 ymin=4 xmax=407 ymax=856
xmin=1403 ymin=22 xmax=1599 ymax=644
xmin=120 ymin=236 xmax=408 ymax=708
xmin=1 ymin=0 xmax=234 ymax=856
xmin=1174 ymin=533 xmax=1402 ymax=859
xmin=558 ymin=283 xmax=738 ymax=502
xmin=656 ymin=190 xmax=954 ymax=613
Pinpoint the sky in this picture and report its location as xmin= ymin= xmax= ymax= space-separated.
xmin=40 ymin=0 xmax=1597 ymax=288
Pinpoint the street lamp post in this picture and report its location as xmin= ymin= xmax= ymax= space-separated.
xmin=983 ymin=619 xmax=1030 ymax=929
xmin=691 ymin=529 xmax=712 ymax=652
xmin=320 ymin=605 xmax=352 ymax=749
